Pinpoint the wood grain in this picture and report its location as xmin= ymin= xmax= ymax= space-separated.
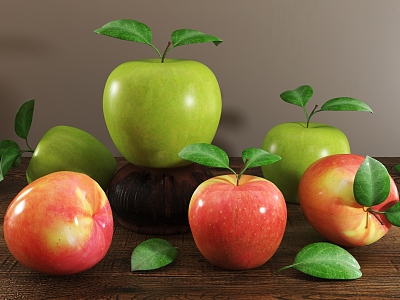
xmin=0 ymin=157 xmax=400 ymax=299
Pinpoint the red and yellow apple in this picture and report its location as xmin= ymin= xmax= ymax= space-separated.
xmin=298 ymin=154 xmax=399 ymax=247
xmin=4 ymin=171 xmax=114 ymax=275
xmin=188 ymin=174 xmax=287 ymax=270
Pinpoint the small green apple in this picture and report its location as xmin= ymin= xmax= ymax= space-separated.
xmin=262 ymin=122 xmax=350 ymax=204
xmin=261 ymin=85 xmax=373 ymax=204
xmin=95 ymin=19 xmax=223 ymax=168
xmin=0 ymin=100 xmax=116 ymax=190
xmin=103 ymin=58 xmax=221 ymax=168
xmin=26 ymin=126 xmax=117 ymax=190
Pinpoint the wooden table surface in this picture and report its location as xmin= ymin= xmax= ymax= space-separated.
xmin=1 ymin=157 xmax=400 ymax=299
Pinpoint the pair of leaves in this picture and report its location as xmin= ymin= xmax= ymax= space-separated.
xmin=277 ymin=242 xmax=362 ymax=280
xmin=178 ymin=143 xmax=281 ymax=185
xmin=136 ymin=239 xmax=361 ymax=280
xmin=94 ymin=19 xmax=222 ymax=61
xmin=0 ymin=99 xmax=35 ymax=181
xmin=353 ymin=156 xmax=400 ymax=226
xmin=280 ymin=85 xmax=373 ymax=126
xmin=131 ymin=238 xmax=177 ymax=271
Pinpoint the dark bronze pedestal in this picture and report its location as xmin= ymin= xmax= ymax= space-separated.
xmin=107 ymin=162 xmax=213 ymax=235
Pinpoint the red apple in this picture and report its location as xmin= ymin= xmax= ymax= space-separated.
xmin=189 ymin=174 xmax=287 ymax=270
xmin=4 ymin=171 xmax=114 ymax=275
xmin=299 ymin=154 xmax=399 ymax=247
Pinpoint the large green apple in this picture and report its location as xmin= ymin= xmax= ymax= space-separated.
xmin=94 ymin=19 xmax=223 ymax=168
xmin=261 ymin=122 xmax=350 ymax=204
xmin=26 ymin=126 xmax=117 ymax=190
xmin=102 ymin=58 xmax=222 ymax=168
xmin=261 ymin=85 xmax=373 ymax=204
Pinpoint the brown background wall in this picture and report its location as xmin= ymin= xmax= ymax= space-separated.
xmin=1 ymin=0 xmax=399 ymax=157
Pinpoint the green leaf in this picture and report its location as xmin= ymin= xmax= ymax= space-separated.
xmin=94 ymin=19 xmax=162 ymax=59
xmin=15 ymin=99 xmax=34 ymax=140
xmin=241 ymin=148 xmax=281 ymax=175
xmin=171 ymin=29 xmax=223 ymax=48
xmin=0 ymin=140 xmax=21 ymax=167
xmin=178 ymin=143 xmax=231 ymax=169
xmin=94 ymin=19 xmax=152 ymax=45
xmin=353 ymin=156 xmax=390 ymax=207
xmin=280 ymin=85 xmax=313 ymax=108
xmin=0 ymin=140 xmax=20 ymax=156
xmin=385 ymin=202 xmax=400 ymax=226
xmin=320 ymin=97 xmax=373 ymax=113
xmin=276 ymin=242 xmax=362 ymax=280
xmin=394 ymin=163 xmax=400 ymax=173
xmin=131 ymin=238 xmax=178 ymax=271
xmin=0 ymin=147 xmax=20 ymax=181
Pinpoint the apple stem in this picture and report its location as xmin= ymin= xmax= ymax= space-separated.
xmin=235 ymin=158 xmax=249 ymax=186
xmin=368 ymin=208 xmax=386 ymax=226
xmin=161 ymin=42 xmax=172 ymax=63
xmin=307 ymin=105 xmax=319 ymax=128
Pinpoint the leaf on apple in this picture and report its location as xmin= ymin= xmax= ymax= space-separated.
xmin=0 ymin=140 xmax=21 ymax=167
xmin=241 ymin=148 xmax=281 ymax=175
xmin=94 ymin=19 xmax=162 ymax=59
xmin=131 ymin=238 xmax=178 ymax=271
xmin=385 ymin=202 xmax=400 ymax=226
xmin=171 ymin=29 xmax=223 ymax=48
xmin=320 ymin=97 xmax=373 ymax=113
xmin=15 ymin=99 xmax=34 ymax=140
xmin=94 ymin=19 xmax=152 ymax=45
xmin=280 ymin=85 xmax=313 ymax=108
xmin=0 ymin=147 xmax=20 ymax=181
xmin=178 ymin=143 xmax=233 ymax=170
xmin=353 ymin=156 xmax=391 ymax=207
xmin=276 ymin=242 xmax=362 ymax=280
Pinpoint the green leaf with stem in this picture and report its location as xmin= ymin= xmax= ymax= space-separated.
xmin=131 ymin=238 xmax=178 ymax=271
xmin=94 ymin=19 xmax=161 ymax=59
xmin=280 ymin=85 xmax=314 ymax=119
xmin=241 ymin=148 xmax=281 ymax=176
xmin=276 ymin=242 xmax=362 ymax=280
xmin=353 ymin=156 xmax=390 ymax=207
xmin=280 ymin=85 xmax=373 ymax=128
xmin=15 ymin=99 xmax=34 ymax=146
xmin=0 ymin=140 xmax=20 ymax=155
xmin=178 ymin=143 xmax=233 ymax=171
xmin=170 ymin=29 xmax=222 ymax=49
xmin=0 ymin=147 xmax=20 ymax=181
xmin=178 ymin=143 xmax=280 ymax=186
xmin=0 ymin=99 xmax=36 ymax=182
xmin=385 ymin=202 xmax=400 ymax=226
xmin=320 ymin=97 xmax=373 ymax=112
xmin=0 ymin=140 xmax=21 ymax=167
xmin=94 ymin=19 xmax=222 ymax=62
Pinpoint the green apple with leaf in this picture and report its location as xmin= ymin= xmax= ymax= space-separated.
xmin=0 ymin=99 xmax=116 ymax=190
xmin=261 ymin=85 xmax=373 ymax=204
xmin=94 ymin=19 xmax=222 ymax=168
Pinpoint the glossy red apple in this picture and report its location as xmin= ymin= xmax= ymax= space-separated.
xmin=188 ymin=174 xmax=287 ymax=270
xmin=4 ymin=171 xmax=114 ymax=275
xmin=299 ymin=154 xmax=399 ymax=247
